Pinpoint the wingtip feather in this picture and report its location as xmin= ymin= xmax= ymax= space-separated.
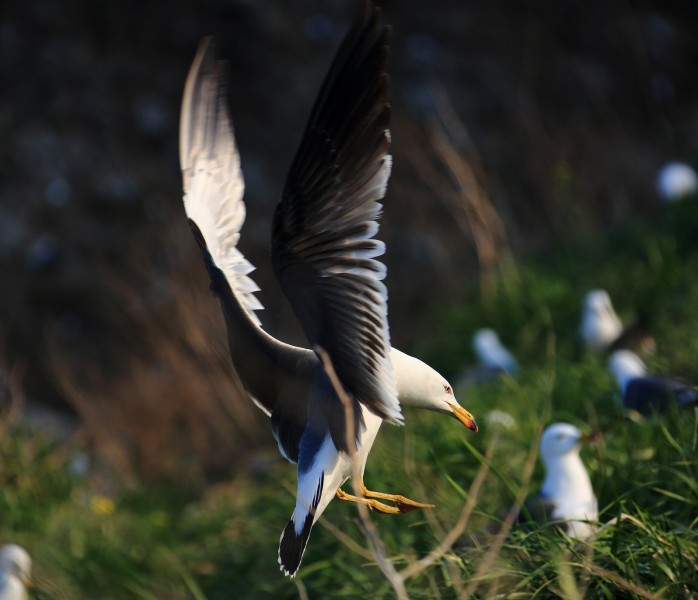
xmin=180 ymin=39 xmax=267 ymax=326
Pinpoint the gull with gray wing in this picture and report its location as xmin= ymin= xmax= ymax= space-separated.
xmin=579 ymin=289 xmax=655 ymax=356
xmin=608 ymin=350 xmax=698 ymax=416
xmin=179 ymin=3 xmax=478 ymax=577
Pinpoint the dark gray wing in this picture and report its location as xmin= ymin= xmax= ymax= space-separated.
xmin=625 ymin=376 xmax=698 ymax=415
xmin=271 ymin=5 xmax=401 ymax=425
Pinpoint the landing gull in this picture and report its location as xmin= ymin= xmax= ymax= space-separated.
xmin=179 ymin=3 xmax=478 ymax=577
xmin=0 ymin=544 xmax=31 ymax=600
xmin=608 ymin=350 xmax=698 ymax=416
xmin=518 ymin=423 xmax=598 ymax=540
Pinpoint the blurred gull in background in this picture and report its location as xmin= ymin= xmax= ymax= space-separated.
xmin=656 ymin=162 xmax=698 ymax=202
xmin=579 ymin=289 xmax=655 ymax=356
xmin=454 ymin=328 xmax=518 ymax=388
xmin=518 ymin=423 xmax=598 ymax=540
xmin=484 ymin=408 xmax=517 ymax=431
xmin=579 ymin=290 xmax=623 ymax=352
xmin=0 ymin=544 xmax=31 ymax=600
xmin=472 ymin=328 xmax=518 ymax=376
xmin=608 ymin=350 xmax=698 ymax=416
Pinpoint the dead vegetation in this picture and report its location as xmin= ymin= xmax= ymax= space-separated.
xmin=45 ymin=221 xmax=268 ymax=483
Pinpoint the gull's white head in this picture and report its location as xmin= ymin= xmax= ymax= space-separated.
xmin=580 ymin=289 xmax=623 ymax=351
xmin=472 ymin=328 xmax=518 ymax=374
xmin=0 ymin=544 xmax=31 ymax=589
xmin=608 ymin=349 xmax=646 ymax=394
xmin=390 ymin=348 xmax=478 ymax=432
xmin=539 ymin=423 xmax=585 ymax=464
xmin=473 ymin=328 xmax=499 ymax=354
xmin=657 ymin=162 xmax=698 ymax=202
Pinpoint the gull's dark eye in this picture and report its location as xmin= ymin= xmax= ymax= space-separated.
xmin=444 ymin=384 xmax=452 ymax=395
xmin=556 ymin=433 xmax=565 ymax=440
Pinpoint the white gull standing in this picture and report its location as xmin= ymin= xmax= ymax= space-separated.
xmin=519 ymin=423 xmax=598 ymax=540
xmin=579 ymin=289 xmax=655 ymax=356
xmin=608 ymin=350 xmax=698 ymax=416
xmin=179 ymin=3 xmax=478 ymax=577
xmin=0 ymin=545 xmax=31 ymax=600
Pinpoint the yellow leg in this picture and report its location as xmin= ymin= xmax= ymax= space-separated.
xmin=335 ymin=481 xmax=435 ymax=514
xmin=335 ymin=487 xmax=401 ymax=514
xmin=360 ymin=482 xmax=436 ymax=513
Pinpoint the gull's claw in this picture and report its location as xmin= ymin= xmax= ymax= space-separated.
xmin=335 ymin=482 xmax=436 ymax=514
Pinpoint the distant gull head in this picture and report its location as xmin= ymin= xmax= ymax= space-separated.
xmin=656 ymin=162 xmax=698 ymax=202
xmin=579 ymin=289 xmax=623 ymax=352
xmin=540 ymin=422 xmax=586 ymax=463
xmin=472 ymin=328 xmax=518 ymax=375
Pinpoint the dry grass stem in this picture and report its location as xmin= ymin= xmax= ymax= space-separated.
xmin=46 ymin=259 xmax=263 ymax=481
xmin=597 ymin=513 xmax=673 ymax=547
xmin=431 ymin=82 xmax=516 ymax=297
xmin=293 ymin=579 xmax=310 ymax=600
xmin=399 ymin=430 xmax=500 ymax=581
xmin=582 ymin=564 xmax=663 ymax=600
xmin=316 ymin=518 xmax=373 ymax=561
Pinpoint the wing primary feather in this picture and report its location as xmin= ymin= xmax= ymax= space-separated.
xmin=180 ymin=38 xmax=264 ymax=327
xmin=271 ymin=4 xmax=402 ymax=427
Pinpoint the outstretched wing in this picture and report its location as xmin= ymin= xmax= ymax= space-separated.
xmin=180 ymin=38 xmax=264 ymax=326
xmin=271 ymin=4 xmax=401 ymax=425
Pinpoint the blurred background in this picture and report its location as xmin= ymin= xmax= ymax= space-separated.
xmin=1 ymin=0 xmax=697 ymax=482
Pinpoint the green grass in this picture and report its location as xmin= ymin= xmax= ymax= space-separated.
xmin=2 ymin=200 xmax=698 ymax=598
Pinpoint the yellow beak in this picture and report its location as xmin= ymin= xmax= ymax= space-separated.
xmin=449 ymin=403 xmax=478 ymax=433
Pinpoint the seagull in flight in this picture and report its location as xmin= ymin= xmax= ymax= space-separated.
xmin=179 ymin=3 xmax=478 ymax=577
